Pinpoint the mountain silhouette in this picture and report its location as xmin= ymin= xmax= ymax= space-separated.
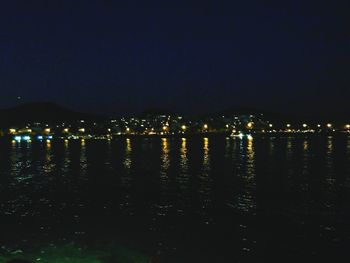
xmin=0 ymin=102 xmax=102 ymax=126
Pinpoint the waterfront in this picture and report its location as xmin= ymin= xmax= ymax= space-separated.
xmin=1 ymin=135 xmax=350 ymax=262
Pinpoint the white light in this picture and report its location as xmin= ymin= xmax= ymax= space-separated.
xmin=247 ymin=134 xmax=253 ymax=140
xmin=14 ymin=136 xmax=21 ymax=142
xmin=238 ymin=133 xmax=244 ymax=139
xmin=23 ymin=136 xmax=31 ymax=141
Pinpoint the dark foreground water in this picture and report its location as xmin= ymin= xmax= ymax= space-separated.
xmin=1 ymin=135 xmax=350 ymax=262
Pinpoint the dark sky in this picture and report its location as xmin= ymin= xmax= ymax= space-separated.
xmin=0 ymin=0 xmax=349 ymax=115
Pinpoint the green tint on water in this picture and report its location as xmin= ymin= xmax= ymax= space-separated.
xmin=0 ymin=242 xmax=148 ymax=263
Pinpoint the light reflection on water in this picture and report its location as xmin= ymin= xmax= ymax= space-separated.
xmin=235 ymin=138 xmax=257 ymax=213
xmin=325 ymin=136 xmax=335 ymax=188
xmin=1 ymin=135 xmax=350 ymax=260
xmin=160 ymin=138 xmax=170 ymax=192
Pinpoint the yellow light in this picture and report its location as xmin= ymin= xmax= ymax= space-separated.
xmin=203 ymin=124 xmax=208 ymax=129
xmin=247 ymin=122 xmax=253 ymax=129
xmin=162 ymin=126 xmax=168 ymax=131
xmin=45 ymin=128 xmax=51 ymax=133
xmin=327 ymin=123 xmax=332 ymax=128
xmin=346 ymin=124 xmax=350 ymax=129
xmin=126 ymin=127 xmax=130 ymax=132
xmin=9 ymin=128 xmax=16 ymax=134
xmin=181 ymin=125 xmax=187 ymax=131
xmin=63 ymin=128 xmax=69 ymax=133
xmin=79 ymin=128 xmax=85 ymax=133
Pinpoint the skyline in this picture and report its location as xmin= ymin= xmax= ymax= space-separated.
xmin=0 ymin=1 xmax=349 ymax=115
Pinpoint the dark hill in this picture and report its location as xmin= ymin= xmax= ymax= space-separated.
xmin=0 ymin=102 xmax=102 ymax=126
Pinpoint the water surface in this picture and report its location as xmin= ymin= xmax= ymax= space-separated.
xmin=1 ymin=135 xmax=350 ymax=262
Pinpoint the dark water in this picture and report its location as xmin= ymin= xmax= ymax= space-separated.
xmin=1 ymin=135 xmax=350 ymax=262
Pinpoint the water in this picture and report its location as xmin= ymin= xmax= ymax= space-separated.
xmin=1 ymin=135 xmax=350 ymax=262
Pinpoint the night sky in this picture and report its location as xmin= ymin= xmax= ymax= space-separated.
xmin=0 ymin=0 xmax=349 ymax=115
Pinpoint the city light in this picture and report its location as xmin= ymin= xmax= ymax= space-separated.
xmin=23 ymin=136 xmax=31 ymax=141
xmin=247 ymin=134 xmax=253 ymax=140
xmin=2 ymin=112 xmax=349 ymax=138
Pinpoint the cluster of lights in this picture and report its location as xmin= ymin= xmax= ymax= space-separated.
xmin=13 ymin=135 xmax=53 ymax=142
